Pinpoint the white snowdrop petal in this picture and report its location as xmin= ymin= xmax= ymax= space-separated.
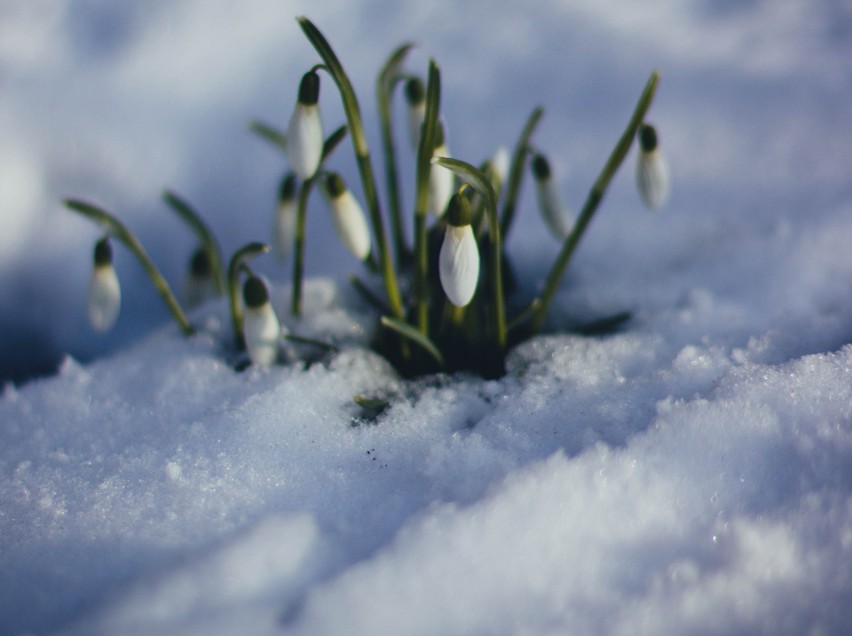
xmin=286 ymin=105 xmax=323 ymax=180
xmin=243 ymin=303 xmax=282 ymax=367
xmin=491 ymin=146 xmax=510 ymax=187
xmin=439 ymin=225 xmax=480 ymax=307
xmin=87 ymin=265 xmax=121 ymax=332
xmin=330 ymin=191 xmax=371 ymax=261
xmin=637 ymin=149 xmax=669 ymax=210
xmin=273 ymin=199 xmax=297 ymax=259
xmin=535 ymin=177 xmax=572 ymax=239
xmin=429 ymin=144 xmax=454 ymax=218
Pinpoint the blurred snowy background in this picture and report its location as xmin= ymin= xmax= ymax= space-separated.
xmin=2 ymin=1 xmax=852 ymax=634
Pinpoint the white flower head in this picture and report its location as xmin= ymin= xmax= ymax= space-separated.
xmin=272 ymin=172 xmax=298 ymax=259
xmin=429 ymin=123 xmax=454 ymax=218
xmin=183 ymin=247 xmax=217 ymax=309
xmin=636 ymin=123 xmax=669 ymax=210
xmin=439 ymin=193 xmax=480 ymax=307
xmin=286 ymin=70 xmax=323 ymax=180
xmin=87 ymin=237 xmax=121 ymax=332
xmin=487 ymin=146 xmax=511 ymax=194
xmin=242 ymin=275 xmax=284 ymax=367
xmin=405 ymin=77 xmax=426 ymax=150
xmin=531 ymin=153 xmax=572 ymax=239
xmin=325 ymin=173 xmax=372 ymax=261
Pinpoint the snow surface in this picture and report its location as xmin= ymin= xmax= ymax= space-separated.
xmin=2 ymin=0 xmax=852 ymax=634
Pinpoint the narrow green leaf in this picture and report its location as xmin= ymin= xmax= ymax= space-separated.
xmin=297 ymin=16 xmax=405 ymax=329
xmin=414 ymin=60 xmax=441 ymax=337
xmin=500 ymin=106 xmax=544 ymax=239
xmin=248 ymin=120 xmax=287 ymax=152
xmin=380 ymin=316 xmax=445 ymax=367
xmin=377 ymin=42 xmax=416 ymax=265
xmin=321 ymin=124 xmax=349 ymax=161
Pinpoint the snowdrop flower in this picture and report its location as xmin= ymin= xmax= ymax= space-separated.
xmin=531 ymin=153 xmax=572 ymax=239
xmin=429 ymin=123 xmax=454 ymax=218
xmin=488 ymin=146 xmax=510 ymax=194
xmin=242 ymin=275 xmax=283 ymax=367
xmin=183 ymin=247 xmax=217 ymax=309
xmin=636 ymin=123 xmax=669 ymax=210
xmin=324 ymin=173 xmax=372 ymax=261
xmin=439 ymin=193 xmax=480 ymax=307
xmin=272 ymin=172 xmax=298 ymax=259
xmin=405 ymin=77 xmax=426 ymax=150
xmin=286 ymin=70 xmax=323 ymax=180
xmin=87 ymin=237 xmax=121 ymax=332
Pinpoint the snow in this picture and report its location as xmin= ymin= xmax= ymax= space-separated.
xmin=2 ymin=0 xmax=852 ymax=634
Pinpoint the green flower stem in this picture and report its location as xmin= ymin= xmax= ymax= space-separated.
xmin=162 ymin=190 xmax=226 ymax=294
xmin=530 ymin=71 xmax=660 ymax=334
xmin=64 ymin=199 xmax=193 ymax=335
xmin=414 ymin=60 xmax=442 ymax=337
xmin=500 ymin=106 xmax=544 ymax=239
xmin=297 ymin=17 xmax=404 ymax=325
xmin=228 ymin=242 xmax=269 ymax=346
xmin=290 ymin=125 xmax=349 ymax=317
xmin=291 ymin=178 xmax=313 ymax=317
xmin=378 ymin=42 xmax=415 ymax=266
xmin=432 ymin=157 xmax=506 ymax=350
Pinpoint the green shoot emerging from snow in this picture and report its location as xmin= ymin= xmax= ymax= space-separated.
xmin=66 ymin=17 xmax=663 ymax=378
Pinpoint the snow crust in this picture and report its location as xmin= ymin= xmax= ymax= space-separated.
xmin=2 ymin=1 xmax=852 ymax=634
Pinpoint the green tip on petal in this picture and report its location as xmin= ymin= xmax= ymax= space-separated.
xmin=189 ymin=247 xmax=212 ymax=278
xmin=325 ymin=172 xmax=347 ymax=198
xmin=531 ymin=154 xmax=551 ymax=181
xmin=446 ymin=193 xmax=472 ymax=227
xmin=279 ymin=173 xmax=297 ymax=201
xmin=93 ymin=237 xmax=113 ymax=266
xmin=243 ymin=276 xmax=269 ymax=308
xmin=405 ymin=77 xmax=425 ymax=105
xmin=639 ymin=123 xmax=658 ymax=152
xmin=298 ymin=70 xmax=320 ymax=106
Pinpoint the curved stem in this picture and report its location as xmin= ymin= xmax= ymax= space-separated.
xmin=530 ymin=71 xmax=660 ymax=334
xmin=64 ymin=199 xmax=193 ymax=335
xmin=162 ymin=190 xmax=227 ymax=294
xmin=228 ymin=242 xmax=269 ymax=347
xmin=297 ymin=17 xmax=405 ymax=326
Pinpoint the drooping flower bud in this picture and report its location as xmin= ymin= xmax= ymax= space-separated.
xmin=324 ymin=173 xmax=371 ymax=261
xmin=636 ymin=123 xmax=669 ymax=210
xmin=488 ymin=146 xmax=510 ymax=194
xmin=286 ymin=70 xmax=323 ymax=180
xmin=439 ymin=193 xmax=480 ymax=307
xmin=242 ymin=275 xmax=283 ymax=367
xmin=183 ymin=247 xmax=217 ymax=309
xmin=531 ymin=153 xmax=572 ymax=239
xmin=87 ymin=237 xmax=121 ymax=332
xmin=272 ymin=172 xmax=298 ymax=259
xmin=405 ymin=77 xmax=426 ymax=150
xmin=429 ymin=122 xmax=454 ymax=218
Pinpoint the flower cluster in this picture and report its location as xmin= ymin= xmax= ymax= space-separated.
xmin=68 ymin=17 xmax=666 ymax=378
